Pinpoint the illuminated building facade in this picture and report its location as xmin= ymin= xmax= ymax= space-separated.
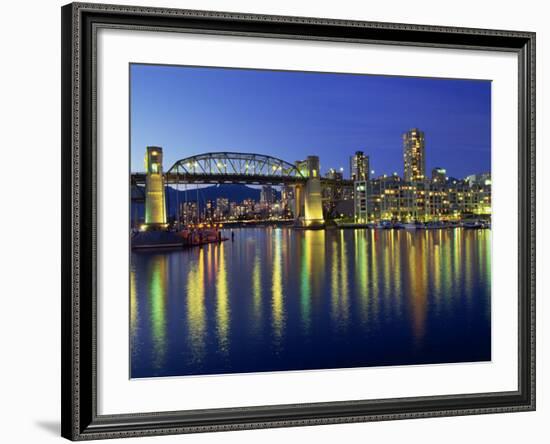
xmin=465 ymin=173 xmax=492 ymax=186
xmin=281 ymin=185 xmax=294 ymax=217
xmin=350 ymin=151 xmax=370 ymax=181
xmin=403 ymin=128 xmax=426 ymax=182
xmin=215 ymin=198 xmax=229 ymax=220
xmin=204 ymin=200 xmax=215 ymax=221
xmin=431 ymin=167 xmax=447 ymax=184
xmin=179 ymin=201 xmax=198 ymax=225
xmin=357 ymin=131 xmax=490 ymax=222
xmin=322 ymin=168 xmax=346 ymax=217
xmin=366 ymin=175 xmax=491 ymax=222
xmin=354 ymin=180 xmax=368 ymax=223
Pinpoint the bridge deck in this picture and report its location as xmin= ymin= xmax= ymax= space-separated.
xmin=131 ymin=173 xmax=352 ymax=187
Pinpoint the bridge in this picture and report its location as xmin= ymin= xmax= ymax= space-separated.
xmin=132 ymin=152 xmax=309 ymax=186
xmin=132 ymin=147 xmax=351 ymax=229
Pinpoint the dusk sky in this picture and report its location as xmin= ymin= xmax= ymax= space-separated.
xmin=130 ymin=64 xmax=491 ymax=179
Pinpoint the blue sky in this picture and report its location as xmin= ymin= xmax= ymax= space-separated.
xmin=130 ymin=64 xmax=491 ymax=179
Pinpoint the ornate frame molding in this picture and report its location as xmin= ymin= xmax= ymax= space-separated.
xmin=61 ymin=2 xmax=535 ymax=440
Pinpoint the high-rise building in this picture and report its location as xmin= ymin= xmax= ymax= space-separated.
xmin=323 ymin=168 xmax=345 ymax=218
xmin=215 ymin=197 xmax=229 ymax=220
xmin=354 ymin=181 xmax=368 ymax=223
xmin=260 ymin=185 xmax=274 ymax=205
xmin=204 ymin=200 xmax=215 ymax=220
xmin=179 ymin=201 xmax=198 ymax=225
xmin=403 ymin=128 xmax=426 ymax=182
xmin=431 ymin=167 xmax=447 ymax=184
xmin=243 ymin=198 xmax=255 ymax=216
xmin=281 ymin=185 xmax=294 ymax=217
xmin=350 ymin=151 xmax=370 ymax=181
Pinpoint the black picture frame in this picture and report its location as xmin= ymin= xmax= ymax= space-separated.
xmin=61 ymin=2 xmax=536 ymax=440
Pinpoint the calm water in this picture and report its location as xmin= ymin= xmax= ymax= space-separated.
xmin=130 ymin=228 xmax=491 ymax=378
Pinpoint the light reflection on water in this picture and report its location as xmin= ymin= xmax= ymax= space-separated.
xmin=186 ymin=247 xmax=205 ymax=366
xmin=130 ymin=227 xmax=491 ymax=378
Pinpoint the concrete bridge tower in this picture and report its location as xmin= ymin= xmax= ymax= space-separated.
xmin=294 ymin=156 xmax=325 ymax=228
xmin=144 ymin=146 xmax=167 ymax=229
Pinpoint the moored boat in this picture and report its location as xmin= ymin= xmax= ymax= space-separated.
xmin=462 ymin=220 xmax=484 ymax=229
xmin=376 ymin=220 xmax=393 ymax=229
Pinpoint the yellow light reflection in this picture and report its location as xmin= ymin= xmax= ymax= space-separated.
xmin=392 ymin=230 xmax=402 ymax=317
xmin=331 ymin=231 xmax=349 ymax=330
xmin=300 ymin=231 xmax=312 ymax=333
xmin=149 ymin=255 xmax=167 ymax=370
xmin=186 ymin=248 xmax=206 ymax=363
xmin=272 ymin=230 xmax=284 ymax=345
xmin=370 ymin=230 xmax=379 ymax=324
xmin=206 ymin=243 xmax=214 ymax=285
xmin=354 ymin=230 xmax=369 ymax=325
xmin=330 ymin=238 xmax=339 ymax=318
xmin=252 ymin=248 xmax=262 ymax=332
xmin=452 ymin=229 xmax=462 ymax=302
xmin=216 ymin=243 xmax=230 ymax=354
xmin=130 ymin=263 xmax=138 ymax=342
xmin=340 ymin=230 xmax=349 ymax=321
xmin=432 ymin=241 xmax=442 ymax=315
xmin=310 ymin=230 xmax=326 ymax=297
xmin=408 ymin=234 xmax=428 ymax=343
xmin=383 ymin=231 xmax=392 ymax=308
xmin=441 ymin=231 xmax=453 ymax=312
xmin=464 ymin=231 xmax=473 ymax=307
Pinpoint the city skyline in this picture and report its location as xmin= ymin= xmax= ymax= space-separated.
xmin=130 ymin=63 xmax=493 ymax=379
xmin=130 ymin=64 xmax=491 ymax=179
xmin=132 ymin=141 xmax=491 ymax=228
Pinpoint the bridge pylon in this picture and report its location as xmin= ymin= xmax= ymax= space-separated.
xmin=294 ymin=156 xmax=325 ymax=228
xmin=143 ymin=146 xmax=168 ymax=230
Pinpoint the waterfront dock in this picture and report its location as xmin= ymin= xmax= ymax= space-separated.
xmin=131 ymin=227 xmax=227 ymax=250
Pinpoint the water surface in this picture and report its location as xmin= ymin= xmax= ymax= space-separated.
xmin=130 ymin=227 xmax=491 ymax=378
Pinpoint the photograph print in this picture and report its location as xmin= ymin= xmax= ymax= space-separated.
xmin=129 ymin=64 xmax=492 ymax=379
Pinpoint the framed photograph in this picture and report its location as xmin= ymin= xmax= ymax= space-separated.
xmin=61 ymin=2 xmax=536 ymax=440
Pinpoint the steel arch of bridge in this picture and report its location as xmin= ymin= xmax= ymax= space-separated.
xmin=166 ymin=152 xmax=306 ymax=183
